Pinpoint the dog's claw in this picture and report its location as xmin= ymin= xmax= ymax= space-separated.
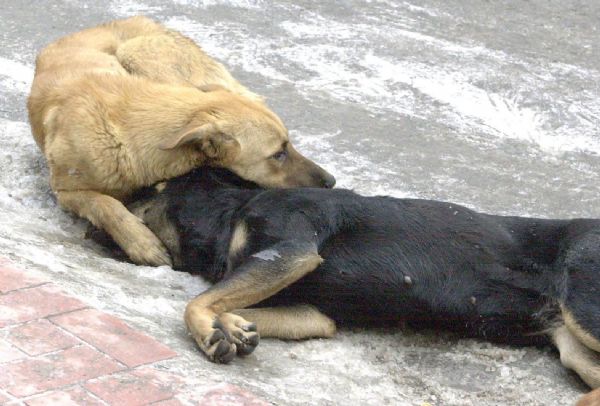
xmin=215 ymin=313 xmax=260 ymax=357
xmin=209 ymin=329 xmax=225 ymax=345
xmin=203 ymin=328 xmax=237 ymax=363
xmin=212 ymin=339 xmax=237 ymax=364
xmin=235 ymin=331 xmax=259 ymax=356
xmin=242 ymin=322 xmax=257 ymax=332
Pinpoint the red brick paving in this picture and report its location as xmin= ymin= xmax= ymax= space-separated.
xmin=0 ymin=337 xmax=27 ymax=363
xmin=0 ymin=345 xmax=124 ymax=397
xmin=84 ymin=368 xmax=180 ymax=405
xmin=196 ymin=384 xmax=271 ymax=406
xmin=0 ymin=263 xmax=47 ymax=293
xmin=6 ymin=319 xmax=80 ymax=356
xmin=151 ymin=398 xmax=186 ymax=406
xmin=0 ymin=284 xmax=86 ymax=328
xmin=0 ymin=390 xmax=11 ymax=404
xmin=25 ymin=386 xmax=105 ymax=406
xmin=0 ymin=258 xmax=270 ymax=405
xmin=51 ymin=308 xmax=177 ymax=367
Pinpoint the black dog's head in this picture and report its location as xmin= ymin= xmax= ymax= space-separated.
xmin=88 ymin=167 xmax=263 ymax=263
xmin=166 ymin=166 xmax=263 ymax=192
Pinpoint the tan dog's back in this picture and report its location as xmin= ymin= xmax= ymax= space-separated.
xmin=115 ymin=24 xmax=262 ymax=102
xmin=29 ymin=16 xmax=261 ymax=152
xmin=29 ymin=17 xmax=166 ymax=151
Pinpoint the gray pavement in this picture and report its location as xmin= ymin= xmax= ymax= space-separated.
xmin=1 ymin=1 xmax=599 ymax=404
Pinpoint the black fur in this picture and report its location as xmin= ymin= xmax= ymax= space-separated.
xmin=133 ymin=168 xmax=600 ymax=347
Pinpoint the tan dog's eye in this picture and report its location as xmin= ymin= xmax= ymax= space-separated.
xmin=271 ymin=150 xmax=288 ymax=162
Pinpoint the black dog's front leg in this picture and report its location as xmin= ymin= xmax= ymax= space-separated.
xmin=184 ymin=240 xmax=322 ymax=363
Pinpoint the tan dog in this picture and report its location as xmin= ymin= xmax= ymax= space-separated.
xmin=28 ymin=17 xmax=335 ymax=266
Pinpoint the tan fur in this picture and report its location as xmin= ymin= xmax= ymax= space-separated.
xmin=233 ymin=305 xmax=337 ymax=339
xmin=553 ymin=325 xmax=600 ymax=388
xmin=135 ymin=202 xmax=333 ymax=357
xmin=129 ymin=195 xmax=182 ymax=268
xmin=115 ymin=31 xmax=263 ymax=102
xmin=184 ymin=251 xmax=323 ymax=361
xmin=28 ymin=16 xmax=333 ymax=266
xmin=576 ymin=388 xmax=600 ymax=406
xmin=228 ymin=222 xmax=248 ymax=259
xmin=563 ymin=306 xmax=600 ymax=353
xmin=154 ymin=181 xmax=167 ymax=193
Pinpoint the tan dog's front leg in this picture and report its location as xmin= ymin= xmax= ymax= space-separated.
xmin=56 ymin=190 xmax=172 ymax=266
xmin=185 ymin=240 xmax=322 ymax=363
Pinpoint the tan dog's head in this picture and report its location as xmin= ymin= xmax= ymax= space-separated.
xmin=160 ymin=87 xmax=335 ymax=189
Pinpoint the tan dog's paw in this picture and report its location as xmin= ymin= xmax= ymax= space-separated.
xmin=123 ymin=224 xmax=172 ymax=267
xmin=219 ymin=312 xmax=260 ymax=356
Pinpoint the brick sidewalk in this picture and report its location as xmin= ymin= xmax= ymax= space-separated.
xmin=0 ymin=259 xmax=269 ymax=405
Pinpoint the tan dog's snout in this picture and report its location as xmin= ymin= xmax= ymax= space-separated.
xmin=316 ymin=168 xmax=336 ymax=189
xmin=291 ymin=159 xmax=336 ymax=189
xmin=284 ymin=145 xmax=335 ymax=189
xmin=224 ymin=142 xmax=336 ymax=190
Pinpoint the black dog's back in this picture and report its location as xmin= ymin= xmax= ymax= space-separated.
xmin=252 ymin=196 xmax=574 ymax=346
xmin=164 ymin=174 xmax=556 ymax=341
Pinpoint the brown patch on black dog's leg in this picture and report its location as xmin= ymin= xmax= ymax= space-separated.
xmin=576 ymin=388 xmax=600 ymax=406
xmin=228 ymin=221 xmax=247 ymax=260
xmin=563 ymin=305 xmax=600 ymax=353
xmin=233 ymin=305 xmax=336 ymax=340
xmin=552 ymin=324 xmax=600 ymax=388
xmin=184 ymin=304 xmax=237 ymax=363
xmin=184 ymin=240 xmax=322 ymax=363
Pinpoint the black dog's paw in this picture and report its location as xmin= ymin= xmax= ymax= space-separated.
xmin=219 ymin=313 xmax=260 ymax=356
xmin=233 ymin=324 xmax=259 ymax=356
xmin=202 ymin=321 xmax=237 ymax=364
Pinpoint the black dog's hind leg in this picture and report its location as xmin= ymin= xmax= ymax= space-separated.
xmin=560 ymin=233 xmax=600 ymax=353
xmin=184 ymin=240 xmax=323 ymax=363
xmin=232 ymin=304 xmax=336 ymax=340
xmin=552 ymin=324 xmax=600 ymax=388
xmin=552 ymin=231 xmax=600 ymax=388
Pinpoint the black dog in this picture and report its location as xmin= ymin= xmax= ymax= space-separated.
xmin=95 ymin=167 xmax=600 ymax=387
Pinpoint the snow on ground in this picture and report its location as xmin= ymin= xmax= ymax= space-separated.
xmin=1 ymin=0 xmax=599 ymax=404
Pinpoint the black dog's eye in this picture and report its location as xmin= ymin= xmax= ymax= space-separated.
xmin=271 ymin=150 xmax=288 ymax=162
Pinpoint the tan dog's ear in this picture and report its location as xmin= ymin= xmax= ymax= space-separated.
xmin=160 ymin=122 xmax=218 ymax=150
xmin=159 ymin=122 xmax=240 ymax=162
xmin=199 ymin=132 xmax=240 ymax=162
